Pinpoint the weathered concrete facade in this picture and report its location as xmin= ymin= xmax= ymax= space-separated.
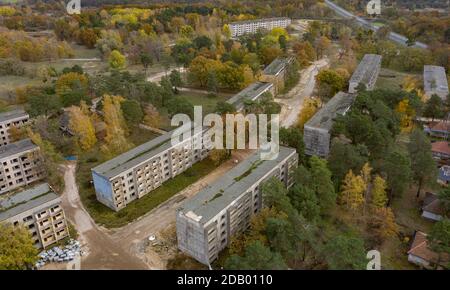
xmin=424 ymin=65 xmax=449 ymax=100
xmin=0 ymin=183 xmax=69 ymax=249
xmin=348 ymin=54 xmax=382 ymax=93
xmin=176 ymin=146 xmax=298 ymax=265
xmin=92 ymin=127 xmax=213 ymax=211
xmin=0 ymin=139 xmax=45 ymax=195
xmin=304 ymin=92 xmax=354 ymax=157
xmin=0 ymin=109 xmax=29 ymax=147
xmin=229 ymin=17 xmax=291 ymax=37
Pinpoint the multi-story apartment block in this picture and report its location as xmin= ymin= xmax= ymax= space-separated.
xmin=348 ymin=54 xmax=382 ymax=93
xmin=424 ymin=65 xmax=449 ymax=100
xmin=0 ymin=139 xmax=45 ymax=195
xmin=92 ymin=126 xmax=213 ymax=211
xmin=304 ymin=92 xmax=354 ymax=157
xmin=0 ymin=109 xmax=30 ymax=147
xmin=176 ymin=146 xmax=298 ymax=266
xmin=0 ymin=183 xmax=69 ymax=249
xmin=229 ymin=17 xmax=291 ymax=37
xmin=227 ymin=81 xmax=275 ymax=112
xmin=260 ymin=57 xmax=295 ymax=94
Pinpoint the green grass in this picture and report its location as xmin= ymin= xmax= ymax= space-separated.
xmin=78 ymin=154 xmax=218 ymax=228
xmin=375 ymin=68 xmax=419 ymax=91
xmin=177 ymin=91 xmax=231 ymax=115
xmin=76 ymin=126 xmax=218 ymax=228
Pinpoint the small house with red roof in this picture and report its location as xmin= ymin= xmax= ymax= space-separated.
xmin=431 ymin=141 xmax=450 ymax=160
xmin=408 ymin=231 xmax=450 ymax=269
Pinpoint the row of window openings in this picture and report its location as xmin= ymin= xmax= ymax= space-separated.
xmin=0 ymin=119 xmax=28 ymax=130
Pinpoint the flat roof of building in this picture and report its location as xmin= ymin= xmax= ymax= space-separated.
xmin=0 ymin=109 xmax=28 ymax=123
xmin=0 ymin=138 xmax=38 ymax=161
xmin=0 ymin=183 xmax=58 ymax=221
xmin=229 ymin=17 xmax=291 ymax=26
xmin=92 ymin=126 xmax=205 ymax=179
xmin=349 ymin=54 xmax=382 ymax=85
xmin=227 ymin=82 xmax=273 ymax=110
xmin=424 ymin=65 xmax=449 ymax=93
xmin=263 ymin=57 xmax=293 ymax=76
xmin=178 ymin=146 xmax=296 ymax=223
xmin=304 ymin=92 xmax=354 ymax=131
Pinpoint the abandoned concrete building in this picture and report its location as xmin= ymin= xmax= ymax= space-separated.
xmin=228 ymin=17 xmax=291 ymax=37
xmin=91 ymin=126 xmax=213 ymax=211
xmin=0 ymin=139 xmax=45 ymax=195
xmin=0 ymin=183 xmax=69 ymax=249
xmin=0 ymin=109 xmax=30 ymax=147
xmin=348 ymin=54 xmax=382 ymax=93
xmin=260 ymin=57 xmax=295 ymax=94
xmin=176 ymin=146 xmax=298 ymax=266
xmin=227 ymin=81 xmax=275 ymax=112
xmin=304 ymin=92 xmax=355 ymax=157
xmin=424 ymin=65 xmax=449 ymax=100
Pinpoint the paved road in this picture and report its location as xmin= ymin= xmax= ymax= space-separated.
xmin=276 ymin=58 xmax=329 ymax=128
xmin=323 ymin=0 xmax=428 ymax=49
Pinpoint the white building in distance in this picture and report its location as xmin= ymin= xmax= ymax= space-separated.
xmin=229 ymin=17 xmax=291 ymax=37
xmin=424 ymin=65 xmax=449 ymax=100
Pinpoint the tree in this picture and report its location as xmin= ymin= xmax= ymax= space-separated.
xmin=27 ymin=129 xmax=64 ymax=192
xmin=193 ymin=35 xmax=213 ymax=50
xmin=408 ymin=129 xmax=437 ymax=197
xmin=323 ymin=234 xmax=367 ymax=270
xmin=109 ymin=50 xmax=126 ymax=69
xmin=279 ymin=127 xmax=305 ymax=162
xmin=293 ymin=41 xmax=316 ymax=68
xmin=423 ymin=94 xmax=445 ymax=121
xmin=339 ymin=170 xmax=366 ymax=212
xmin=68 ymin=106 xmax=97 ymax=151
xmin=225 ymin=241 xmax=288 ymax=270
xmin=140 ymin=53 xmax=153 ymax=70
xmin=101 ymin=95 xmax=133 ymax=156
xmin=121 ymin=99 xmax=143 ymax=125
xmin=328 ymin=141 xmax=368 ymax=187
xmin=371 ymin=175 xmax=388 ymax=208
xmin=288 ymin=184 xmax=320 ymax=222
xmin=314 ymin=36 xmax=331 ymax=59
xmin=169 ymin=70 xmax=183 ymax=90
xmin=381 ymin=147 xmax=411 ymax=199
xmin=438 ymin=187 xmax=450 ymax=217
xmin=369 ymin=207 xmax=398 ymax=243
xmin=427 ymin=219 xmax=450 ymax=269
xmin=222 ymin=24 xmax=231 ymax=39
xmin=55 ymin=72 xmax=88 ymax=99
xmin=143 ymin=103 xmax=162 ymax=128
xmin=166 ymin=97 xmax=194 ymax=118
xmin=396 ymin=99 xmax=415 ymax=133
xmin=297 ymin=97 xmax=322 ymax=130
xmin=309 ymin=156 xmax=336 ymax=211
xmin=0 ymin=223 xmax=38 ymax=270
xmin=215 ymin=101 xmax=236 ymax=115
xmin=316 ymin=69 xmax=346 ymax=99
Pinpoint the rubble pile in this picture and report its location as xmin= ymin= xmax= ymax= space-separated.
xmin=35 ymin=239 xmax=82 ymax=268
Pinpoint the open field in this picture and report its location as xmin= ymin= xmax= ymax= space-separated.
xmin=178 ymin=91 xmax=232 ymax=114
xmin=376 ymin=68 xmax=419 ymax=90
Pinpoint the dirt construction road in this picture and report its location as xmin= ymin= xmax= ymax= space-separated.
xmin=61 ymin=150 xmax=254 ymax=269
xmin=61 ymin=163 xmax=147 ymax=269
xmin=276 ymin=58 xmax=329 ymax=128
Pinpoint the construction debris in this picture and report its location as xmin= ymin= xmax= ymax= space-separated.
xmin=35 ymin=239 xmax=82 ymax=268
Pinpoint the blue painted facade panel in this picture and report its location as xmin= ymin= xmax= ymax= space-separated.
xmin=92 ymin=171 xmax=115 ymax=210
